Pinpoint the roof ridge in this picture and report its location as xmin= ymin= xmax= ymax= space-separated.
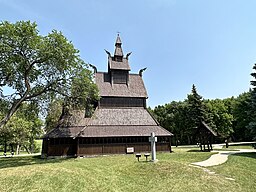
xmin=202 ymin=121 xmax=217 ymax=136
xmin=145 ymin=108 xmax=160 ymax=125
xmin=145 ymin=108 xmax=173 ymax=135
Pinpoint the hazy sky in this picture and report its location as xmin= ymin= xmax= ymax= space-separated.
xmin=1 ymin=0 xmax=256 ymax=107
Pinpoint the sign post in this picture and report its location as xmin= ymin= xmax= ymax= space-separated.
xmin=149 ymin=132 xmax=158 ymax=162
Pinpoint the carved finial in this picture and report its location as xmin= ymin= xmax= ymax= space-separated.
xmin=126 ymin=52 xmax=132 ymax=59
xmin=139 ymin=67 xmax=147 ymax=77
xmin=88 ymin=63 xmax=97 ymax=73
xmin=104 ymin=49 xmax=111 ymax=57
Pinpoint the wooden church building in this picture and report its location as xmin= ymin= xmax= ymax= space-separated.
xmin=42 ymin=35 xmax=173 ymax=157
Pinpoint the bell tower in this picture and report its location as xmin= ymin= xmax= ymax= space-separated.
xmin=107 ymin=35 xmax=130 ymax=85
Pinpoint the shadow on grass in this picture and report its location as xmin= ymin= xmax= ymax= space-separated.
xmin=231 ymin=152 xmax=256 ymax=159
xmin=0 ymin=155 xmax=72 ymax=169
xmin=187 ymin=149 xmax=209 ymax=152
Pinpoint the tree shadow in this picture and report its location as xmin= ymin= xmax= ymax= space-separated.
xmin=231 ymin=152 xmax=256 ymax=159
xmin=187 ymin=149 xmax=211 ymax=152
xmin=0 ymin=155 xmax=72 ymax=169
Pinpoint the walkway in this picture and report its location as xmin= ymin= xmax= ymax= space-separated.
xmin=191 ymin=149 xmax=256 ymax=167
xmin=0 ymin=153 xmax=41 ymax=158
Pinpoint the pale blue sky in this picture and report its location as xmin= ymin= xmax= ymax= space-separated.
xmin=1 ymin=0 xmax=256 ymax=107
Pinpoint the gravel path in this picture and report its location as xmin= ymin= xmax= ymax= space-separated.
xmin=191 ymin=149 xmax=256 ymax=167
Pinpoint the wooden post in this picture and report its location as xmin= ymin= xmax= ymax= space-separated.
xmin=149 ymin=132 xmax=158 ymax=162
xmin=77 ymin=138 xmax=80 ymax=157
xmin=169 ymin=137 xmax=172 ymax=152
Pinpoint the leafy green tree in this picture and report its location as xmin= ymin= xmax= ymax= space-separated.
xmin=0 ymin=102 xmax=43 ymax=154
xmin=232 ymin=92 xmax=252 ymax=141
xmin=44 ymin=67 xmax=99 ymax=133
xmin=204 ymin=99 xmax=233 ymax=138
xmin=44 ymin=98 xmax=63 ymax=133
xmin=0 ymin=21 xmax=98 ymax=129
xmin=170 ymin=101 xmax=191 ymax=145
xmin=153 ymin=101 xmax=192 ymax=145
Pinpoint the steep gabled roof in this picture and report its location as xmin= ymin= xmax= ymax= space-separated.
xmin=95 ymin=73 xmax=148 ymax=98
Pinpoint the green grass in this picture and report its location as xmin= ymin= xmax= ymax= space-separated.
xmin=227 ymin=145 xmax=254 ymax=149
xmin=216 ymin=145 xmax=254 ymax=151
xmin=35 ymin=139 xmax=43 ymax=152
xmin=210 ymin=152 xmax=256 ymax=191
xmin=0 ymin=148 xmax=255 ymax=192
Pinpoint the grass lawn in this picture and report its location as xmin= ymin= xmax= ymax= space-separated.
xmin=216 ymin=145 xmax=255 ymax=151
xmin=0 ymin=148 xmax=255 ymax=192
xmin=227 ymin=145 xmax=254 ymax=149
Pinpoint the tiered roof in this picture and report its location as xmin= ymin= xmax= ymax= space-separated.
xmin=95 ymin=73 xmax=148 ymax=98
xmin=44 ymin=35 xmax=173 ymax=139
xmin=44 ymin=108 xmax=172 ymax=138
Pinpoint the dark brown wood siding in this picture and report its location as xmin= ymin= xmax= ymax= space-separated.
xmin=112 ymin=70 xmax=128 ymax=84
xmin=77 ymin=136 xmax=171 ymax=155
xmin=45 ymin=137 xmax=171 ymax=156
xmin=47 ymin=138 xmax=77 ymax=156
xmin=99 ymin=97 xmax=146 ymax=108
xmin=77 ymin=142 xmax=170 ymax=155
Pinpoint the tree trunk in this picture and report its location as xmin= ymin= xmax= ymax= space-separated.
xmin=30 ymin=137 xmax=34 ymax=153
xmin=16 ymin=144 xmax=20 ymax=155
xmin=0 ymin=92 xmax=29 ymax=129
xmin=24 ymin=145 xmax=31 ymax=154
xmin=4 ymin=139 xmax=7 ymax=156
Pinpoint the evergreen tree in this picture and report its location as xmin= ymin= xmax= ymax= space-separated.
xmin=248 ymin=64 xmax=256 ymax=140
xmin=187 ymin=84 xmax=205 ymax=127
xmin=186 ymin=84 xmax=206 ymax=143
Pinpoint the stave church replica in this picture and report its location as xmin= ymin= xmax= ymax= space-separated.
xmin=42 ymin=35 xmax=173 ymax=157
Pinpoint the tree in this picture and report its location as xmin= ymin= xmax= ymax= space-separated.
xmin=204 ymin=99 xmax=233 ymax=138
xmin=232 ymin=92 xmax=252 ymax=141
xmin=248 ymin=63 xmax=256 ymax=141
xmin=44 ymin=67 xmax=99 ymax=133
xmin=44 ymin=99 xmax=63 ymax=133
xmin=0 ymin=21 xmax=98 ymax=129
xmin=187 ymin=84 xmax=205 ymax=125
xmin=0 ymin=102 xmax=43 ymax=154
xmin=186 ymin=84 xmax=206 ymax=143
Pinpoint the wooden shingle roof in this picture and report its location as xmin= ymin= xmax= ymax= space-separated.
xmin=109 ymin=58 xmax=130 ymax=70
xmin=79 ymin=125 xmax=171 ymax=137
xmin=78 ymin=108 xmax=173 ymax=137
xmin=88 ymin=108 xmax=157 ymax=126
xmin=44 ymin=126 xmax=83 ymax=138
xmin=43 ymin=110 xmax=90 ymax=138
xmin=95 ymin=73 xmax=148 ymax=98
xmin=44 ymin=108 xmax=173 ymax=138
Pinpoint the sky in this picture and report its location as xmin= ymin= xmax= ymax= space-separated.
xmin=1 ymin=0 xmax=256 ymax=107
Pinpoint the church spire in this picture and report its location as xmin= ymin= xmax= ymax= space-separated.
xmin=115 ymin=34 xmax=122 ymax=45
xmin=114 ymin=34 xmax=123 ymax=60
